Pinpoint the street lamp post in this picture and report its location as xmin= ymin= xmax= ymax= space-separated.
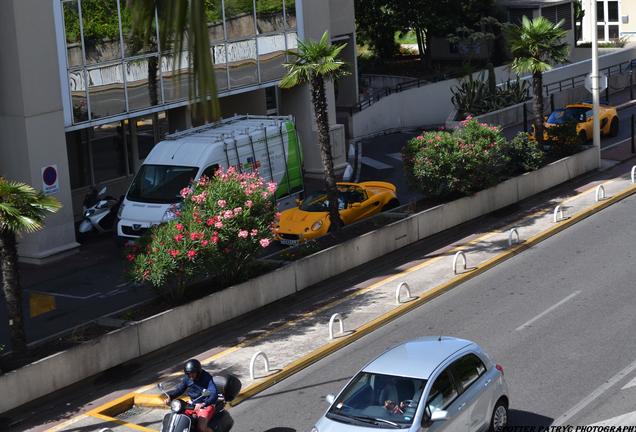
xmin=591 ymin=0 xmax=601 ymax=165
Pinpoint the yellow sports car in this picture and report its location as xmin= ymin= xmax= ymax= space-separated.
xmin=275 ymin=181 xmax=399 ymax=245
xmin=532 ymin=103 xmax=619 ymax=142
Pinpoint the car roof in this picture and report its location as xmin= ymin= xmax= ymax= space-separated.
xmin=362 ymin=336 xmax=474 ymax=379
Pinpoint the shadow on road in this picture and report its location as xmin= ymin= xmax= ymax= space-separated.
xmin=509 ymin=409 xmax=554 ymax=427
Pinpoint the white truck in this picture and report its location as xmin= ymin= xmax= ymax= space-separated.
xmin=117 ymin=115 xmax=304 ymax=241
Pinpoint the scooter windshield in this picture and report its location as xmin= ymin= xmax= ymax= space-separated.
xmin=127 ymin=164 xmax=198 ymax=204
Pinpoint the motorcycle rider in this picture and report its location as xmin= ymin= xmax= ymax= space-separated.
xmin=165 ymin=359 xmax=218 ymax=432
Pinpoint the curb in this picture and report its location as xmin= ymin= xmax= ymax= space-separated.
xmin=230 ymin=181 xmax=636 ymax=406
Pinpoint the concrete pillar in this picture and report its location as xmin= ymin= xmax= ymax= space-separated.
xmin=0 ymin=0 xmax=79 ymax=262
xmin=279 ymin=0 xmax=347 ymax=179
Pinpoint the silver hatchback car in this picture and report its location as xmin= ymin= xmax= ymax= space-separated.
xmin=313 ymin=336 xmax=509 ymax=432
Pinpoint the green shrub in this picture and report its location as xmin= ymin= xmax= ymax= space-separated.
xmin=403 ymin=118 xmax=510 ymax=199
xmin=128 ymin=167 xmax=277 ymax=299
xmin=404 ymin=120 xmax=552 ymax=199
xmin=506 ymin=132 xmax=545 ymax=175
xmin=545 ymin=120 xmax=582 ymax=158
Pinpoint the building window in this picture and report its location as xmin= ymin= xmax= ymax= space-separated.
xmin=66 ymin=129 xmax=92 ymax=189
xmin=556 ymin=4 xmax=573 ymax=30
xmin=608 ymin=1 xmax=619 ymax=22
xmin=508 ymin=8 xmax=534 ymax=26
xmin=59 ymin=0 xmax=299 ymax=127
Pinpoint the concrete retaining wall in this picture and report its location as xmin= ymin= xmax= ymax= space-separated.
xmin=0 ymin=147 xmax=598 ymax=414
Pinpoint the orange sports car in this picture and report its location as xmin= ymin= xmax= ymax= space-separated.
xmin=275 ymin=181 xmax=399 ymax=245
xmin=531 ymin=103 xmax=619 ymax=143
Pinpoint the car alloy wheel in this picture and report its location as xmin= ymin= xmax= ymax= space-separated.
xmin=490 ymin=400 xmax=508 ymax=432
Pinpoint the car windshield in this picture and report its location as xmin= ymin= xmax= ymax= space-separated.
xmin=299 ymin=187 xmax=365 ymax=212
xmin=326 ymin=372 xmax=426 ymax=429
xmin=127 ymin=164 xmax=198 ymax=204
xmin=547 ymin=107 xmax=589 ymax=124
xmin=300 ymin=191 xmax=346 ymax=212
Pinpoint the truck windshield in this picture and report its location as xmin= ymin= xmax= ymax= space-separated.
xmin=127 ymin=164 xmax=198 ymax=204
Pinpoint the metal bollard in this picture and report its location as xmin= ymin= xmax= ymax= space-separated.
xmin=452 ymin=251 xmax=467 ymax=275
xmin=249 ymin=351 xmax=270 ymax=380
xmin=395 ymin=282 xmax=414 ymax=304
xmin=328 ymin=313 xmax=345 ymax=340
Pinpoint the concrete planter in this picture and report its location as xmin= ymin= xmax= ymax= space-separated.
xmin=0 ymin=146 xmax=599 ymax=414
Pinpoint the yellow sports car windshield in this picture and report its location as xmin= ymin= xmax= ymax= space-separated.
xmin=546 ymin=107 xmax=589 ymax=124
xmin=300 ymin=189 xmax=360 ymax=212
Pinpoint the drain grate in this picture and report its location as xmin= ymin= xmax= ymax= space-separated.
xmin=116 ymin=405 xmax=146 ymax=420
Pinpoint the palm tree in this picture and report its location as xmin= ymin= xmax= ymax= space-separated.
xmin=0 ymin=178 xmax=61 ymax=353
xmin=280 ymin=31 xmax=349 ymax=231
xmin=508 ymin=16 xmax=569 ymax=146
xmin=128 ymin=0 xmax=220 ymax=121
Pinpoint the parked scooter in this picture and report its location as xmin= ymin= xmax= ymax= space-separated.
xmin=79 ymin=186 xmax=121 ymax=236
xmin=157 ymin=375 xmax=241 ymax=432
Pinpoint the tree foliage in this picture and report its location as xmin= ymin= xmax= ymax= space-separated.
xmin=507 ymin=16 xmax=569 ymax=145
xmin=0 ymin=178 xmax=61 ymax=353
xmin=128 ymin=168 xmax=277 ymax=298
xmin=280 ymin=31 xmax=349 ymax=231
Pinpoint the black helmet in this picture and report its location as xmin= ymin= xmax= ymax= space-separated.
xmin=184 ymin=359 xmax=202 ymax=375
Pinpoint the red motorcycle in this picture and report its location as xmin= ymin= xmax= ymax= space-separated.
xmin=158 ymin=375 xmax=241 ymax=432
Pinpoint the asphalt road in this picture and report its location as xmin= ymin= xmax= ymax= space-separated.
xmin=229 ymin=192 xmax=636 ymax=429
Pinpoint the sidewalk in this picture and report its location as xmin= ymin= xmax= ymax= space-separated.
xmin=27 ymin=157 xmax=636 ymax=432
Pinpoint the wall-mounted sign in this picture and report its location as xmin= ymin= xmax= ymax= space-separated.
xmin=41 ymin=165 xmax=59 ymax=195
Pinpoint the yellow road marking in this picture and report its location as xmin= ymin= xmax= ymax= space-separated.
xmin=29 ymin=292 xmax=55 ymax=318
xmin=89 ymin=412 xmax=156 ymax=432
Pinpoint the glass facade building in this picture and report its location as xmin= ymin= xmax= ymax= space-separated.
xmin=57 ymin=0 xmax=297 ymax=196
xmin=59 ymin=0 xmax=297 ymax=127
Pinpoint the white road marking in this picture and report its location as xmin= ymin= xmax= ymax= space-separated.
xmin=515 ymin=291 xmax=581 ymax=331
xmin=116 ymin=281 xmax=132 ymax=288
xmin=589 ymin=410 xmax=636 ymax=426
xmin=622 ymin=375 xmax=636 ymax=390
xmin=361 ymin=156 xmax=393 ymax=170
xmin=387 ymin=153 xmax=403 ymax=161
xmin=553 ymin=358 xmax=636 ymax=426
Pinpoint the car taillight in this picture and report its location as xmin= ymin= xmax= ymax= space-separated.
xmin=496 ymin=364 xmax=504 ymax=376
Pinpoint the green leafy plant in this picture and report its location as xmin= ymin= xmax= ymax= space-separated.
xmin=451 ymin=73 xmax=491 ymax=118
xmin=403 ymin=118 xmax=510 ymax=198
xmin=505 ymin=132 xmax=545 ymax=175
xmin=451 ymin=72 xmax=530 ymax=119
xmin=128 ymin=167 xmax=277 ymax=299
xmin=545 ymin=120 xmax=581 ymax=158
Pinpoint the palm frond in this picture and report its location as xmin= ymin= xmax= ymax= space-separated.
xmin=0 ymin=178 xmax=61 ymax=235
xmin=280 ymin=31 xmax=349 ymax=90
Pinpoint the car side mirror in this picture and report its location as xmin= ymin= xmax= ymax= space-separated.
xmin=430 ymin=410 xmax=448 ymax=421
xmin=325 ymin=394 xmax=335 ymax=404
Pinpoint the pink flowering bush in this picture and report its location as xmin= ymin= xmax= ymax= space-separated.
xmin=403 ymin=118 xmax=543 ymax=199
xmin=128 ymin=167 xmax=278 ymax=297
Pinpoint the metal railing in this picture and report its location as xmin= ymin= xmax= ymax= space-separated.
xmin=339 ymin=58 xmax=636 ymax=116
xmin=542 ymin=58 xmax=636 ymax=96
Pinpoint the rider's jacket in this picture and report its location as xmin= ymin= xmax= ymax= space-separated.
xmin=168 ymin=370 xmax=219 ymax=407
